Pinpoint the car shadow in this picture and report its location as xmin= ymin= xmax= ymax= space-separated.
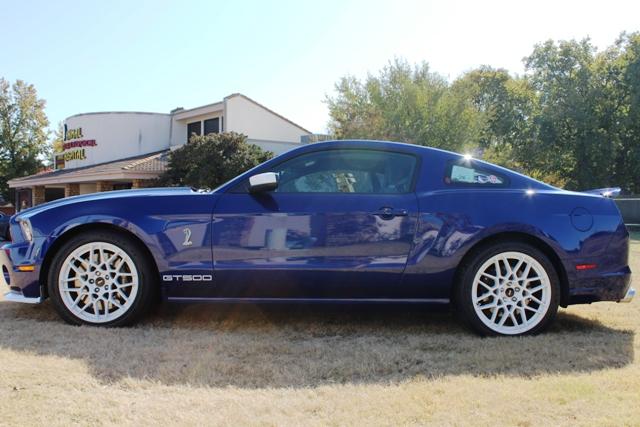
xmin=0 ymin=300 xmax=634 ymax=389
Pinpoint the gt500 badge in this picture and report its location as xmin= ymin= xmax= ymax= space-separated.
xmin=163 ymin=275 xmax=213 ymax=282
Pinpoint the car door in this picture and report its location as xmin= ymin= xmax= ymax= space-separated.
xmin=211 ymin=148 xmax=420 ymax=299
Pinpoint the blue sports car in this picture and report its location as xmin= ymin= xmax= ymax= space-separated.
xmin=0 ymin=140 xmax=634 ymax=336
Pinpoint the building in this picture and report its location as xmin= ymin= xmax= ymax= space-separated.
xmin=9 ymin=93 xmax=311 ymax=210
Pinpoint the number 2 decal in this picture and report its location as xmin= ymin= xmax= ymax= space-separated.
xmin=182 ymin=228 xmax=193 ymax=246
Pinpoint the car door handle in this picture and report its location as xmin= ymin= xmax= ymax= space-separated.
xmin=372 ymin=207 xmax=408 ymax=220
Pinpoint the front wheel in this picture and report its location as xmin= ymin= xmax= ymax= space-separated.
xmin=456 ymin=242 xmax=560 ymax=336
xmin=48 ymin=231 xmax=155 ymax=326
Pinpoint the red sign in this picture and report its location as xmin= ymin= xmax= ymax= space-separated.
xmin=62 ymin=139 xmax=97 ymax=150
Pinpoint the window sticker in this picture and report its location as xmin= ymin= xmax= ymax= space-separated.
xmin=451 ymin=165 xmax=475 ymax=183
xmin=488 ymin=174 xmax=501 ymax=184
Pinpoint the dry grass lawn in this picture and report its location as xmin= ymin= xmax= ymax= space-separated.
xmin=1 ymin=235 xmax=639 ymax=426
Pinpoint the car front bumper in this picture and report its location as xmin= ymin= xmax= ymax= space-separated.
xmin=3 ymin=289 xmax=44 ymax=304
xmin=0 ymin=241 xmax=44 ymax=303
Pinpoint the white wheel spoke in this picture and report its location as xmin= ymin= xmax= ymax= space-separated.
xmin=116 ymin=283 xmax=134 ymax=288
xmin=478 ymin=300 xmax=498 ymax=309
xmin=498 ymin=308 xmax=509 ymax=327
xmin=527 ymin=284 xmax=545 ymax=293
xmin=501 ymin=256 xmax=512 ymax=276
xmin=528 ymin=295 xmax=543 ymax=304
xmin=511 ymin=259 xmax=524 ymax=278
xmin=69 ymin=264 xmax=87 ymax=276
xmin=518 ymin=306 xmax=527 ymax=322
xmin=519 ymin=263 xmax=532 ymax=280
xmin=481 ymin=272 xmax=498 ymax=281
xmin=509 ymin=309 xmax=519 ymax=326
xmin=110 ymin=297 xmax=123 ymax=308
xmin=478 ymin=281 xmax=494 ymax=292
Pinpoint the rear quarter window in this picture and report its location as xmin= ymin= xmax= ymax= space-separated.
xmin=444 ymin=161 xmax=509 ymax=187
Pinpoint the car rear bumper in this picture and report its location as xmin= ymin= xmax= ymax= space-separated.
xmin=619 ymin=287 xmax=636 ymax=303
xmin=568 ymin=265 xmax=633 ymax=304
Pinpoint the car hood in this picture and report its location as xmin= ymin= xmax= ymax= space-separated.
xmin=15 ymin=187 xmax=204 ymax=219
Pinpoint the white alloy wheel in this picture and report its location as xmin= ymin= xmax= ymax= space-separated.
xmin=58 ymin=241 xmax=139 ymax=324
xmin=471 ymin=251 xmax=552 ymax=335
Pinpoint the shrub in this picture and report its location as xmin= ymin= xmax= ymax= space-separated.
xmin=157 ymin=132 xmax=273 ymax=189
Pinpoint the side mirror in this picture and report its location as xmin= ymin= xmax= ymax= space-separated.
xmin=249 ymin=172 xmax=279 ymax=193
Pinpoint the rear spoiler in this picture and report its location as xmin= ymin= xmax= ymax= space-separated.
xmin=582 ymin=187 xmax=621 ymax=198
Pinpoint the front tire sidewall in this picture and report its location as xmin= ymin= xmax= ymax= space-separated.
xmin=457 ymin=242 xmax=560 ymax=337
xmin=48 ymin=231 xmax=154 ymax=327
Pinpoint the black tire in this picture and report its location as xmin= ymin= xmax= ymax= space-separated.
xmin=455 ymin=241 xmax=560 ymax=337
xmin=47 ymin=230 xmax=156 ymax=327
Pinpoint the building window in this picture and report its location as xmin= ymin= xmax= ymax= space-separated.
xmin=113 ymin=183 xmax=132 ymax=191
xmin=204 ymin=118 xmax=220 ymax=135
xmin=187 ymin=121 xmax=202 ymax=141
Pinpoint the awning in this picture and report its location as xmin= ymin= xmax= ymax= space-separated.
xmin=8 ymin=150 xmax=169 ymax=188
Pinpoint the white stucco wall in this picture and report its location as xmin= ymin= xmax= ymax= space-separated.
xmin=170 ymin=120 xmax=187 ymax=148
xmin=57 ymin=95 xmax=310 ymax=170
xmin=224 ymin=95 xmax=309 ymax=144
xmin=61 ymin=112 xmax=172 ymax=169
xmin=247 ymin=139 xmax=300 ymax=155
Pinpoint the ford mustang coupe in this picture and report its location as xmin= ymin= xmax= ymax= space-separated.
xmin=1 ymin=140 xmax=634 ymax=336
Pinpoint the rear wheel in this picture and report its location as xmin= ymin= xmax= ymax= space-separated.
xmin=456 ymin=242 xmax=560 ymax=336
xmin=48 ymin=231 xmax=155 ymax=326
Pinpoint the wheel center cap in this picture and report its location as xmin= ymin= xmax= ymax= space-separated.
xmin=505 ymin=288 xmax=515 ymax=298
xmin=96 ymin=277 xmax=106 ymax=287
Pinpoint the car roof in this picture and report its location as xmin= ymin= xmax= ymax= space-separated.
xmin=296 ymin=139 xmax=454 ymax=157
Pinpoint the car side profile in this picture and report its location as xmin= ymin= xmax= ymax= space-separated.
xmin=0 ymin=140 xmax=634 ymax=336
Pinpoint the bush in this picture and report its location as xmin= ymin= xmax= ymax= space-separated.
xmin=157 ymin=132 xmax=273 ymax=189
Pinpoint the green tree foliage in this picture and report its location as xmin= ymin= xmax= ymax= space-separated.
xmin=0 ymin=78 xmax=50 ymax=200
xmin=327 ymin=33 xmax=640 ymax=192
xmin=327 ymin=59 xmax=484 ymax=152
xmin=158 ymin=132 xmax=273 ymax=189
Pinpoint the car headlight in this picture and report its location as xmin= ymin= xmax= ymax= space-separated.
xmin=18 ymin=218 xmax=33 ymax=242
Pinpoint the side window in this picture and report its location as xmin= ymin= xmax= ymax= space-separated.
xmin=273 ymin=149 xmax=417 ymax=194
xmin=187 ymin=121 xmax=201 ymax=141
xmin=445 ymin=162 xmax=508 ymax=186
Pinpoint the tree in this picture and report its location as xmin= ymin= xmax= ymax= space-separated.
xmin=326 ymin=33 xmax=640 ymax=192
xmin=451 ymin=67 xmax=549 ymax=180
xmin=0 ymin=78 xmax=50 ymax=200
xmin=326 ymin=59 xmax=484 ymax=153
xmin=157 ymin=132 xmax=273 ymax=189
xmin=51 ymin=121 xmax=64 ymax=154
xmin=597 ymin=32 xmax=640 ymax=193
xmin=521 ymin=34 xmax=640 ymax=192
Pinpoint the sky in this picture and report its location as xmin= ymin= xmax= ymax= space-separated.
xmin=1 ymin=0 xmax=639 ymax=135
